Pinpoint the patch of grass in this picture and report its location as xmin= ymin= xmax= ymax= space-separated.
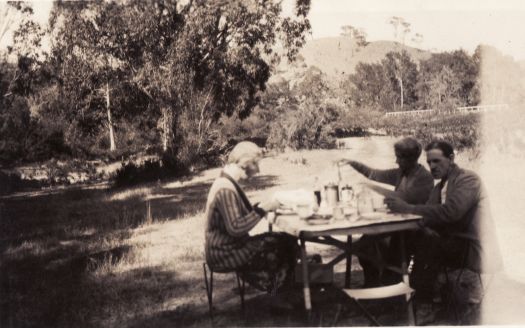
xmin=0 ymin=175 xmax=211 ymax=327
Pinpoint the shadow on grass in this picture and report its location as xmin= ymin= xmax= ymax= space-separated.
xmin=0 ymin=174 xmax=279 ymax=249
xmin=118 ymin=174 xmax=280 ymax=222
xmin=126 ymin=282 xmax=417 ymax=327
xmin=0 ymin=173 xmax=280 ymax=327
xmin=127 ymin=284 xmax=358 ymax=328
xmin=0 ymin=243 xmax=133 ymax=327
xmin=0 ymin=240 xmax=199 ymax=328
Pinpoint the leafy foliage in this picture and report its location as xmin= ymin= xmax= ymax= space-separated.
xmin=344 ymin=50 xmax=418 ymax=111
xmin=264 ymin=67 xmax=339 ymax=150
xmin=113 ymin=157 xmax=189 ymax=189
xmin=378 ymin=112 xmax=481 ymax=152
xmin=3 ymin=1 xmax=525 ymax=190
xmin=417 ymin=50 xmax=479 ymax=109
xmin=1 ymin=1 xmax=311 ymax=166
xmin=44 ymin=0 xmax=311 ymax=164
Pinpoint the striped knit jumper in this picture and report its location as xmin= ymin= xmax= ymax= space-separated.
xmin=205 ymin=172 xmax=265 ymax=272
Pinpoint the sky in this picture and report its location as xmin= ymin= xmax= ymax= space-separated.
xmin=2 ymin=0 xmax=525 ymax=60
xmin=285 ymin=0 xmax=525 ymax=60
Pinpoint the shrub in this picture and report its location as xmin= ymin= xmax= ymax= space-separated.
xmin=267 ymin=100 xmax=338 ymax=150
xmin=332 ymin=107 xmax=384 ymax=137
xmin=113 ymin=156 xmax=190 ymax=189
xmin=378 ymin=111 xmax=481 ymax=152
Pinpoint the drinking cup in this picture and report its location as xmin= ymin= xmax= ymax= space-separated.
xmin=332 ymin=205 xmax=345 ymax=221
xmin=372 ymin=196 xmax=386 ymax=211
xmin=296 ymin=204 xmax=312 ymax=219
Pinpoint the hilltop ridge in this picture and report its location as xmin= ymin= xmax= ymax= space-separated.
xmin=272 ymin=37 xmax=432 ymax=83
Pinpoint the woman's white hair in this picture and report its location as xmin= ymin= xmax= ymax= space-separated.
xmin=227 ymin=141 xmax=263 ymax=167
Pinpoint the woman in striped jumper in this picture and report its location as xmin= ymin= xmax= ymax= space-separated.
xmin=205 ymin=141 xmax=298 ymax=292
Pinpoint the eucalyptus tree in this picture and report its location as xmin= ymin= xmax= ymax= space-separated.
xmin=340 ymin=25 xmax=367 ymax=55
xmin=150 ymin=0 xmax=311 ymax=158
xmin=1 ymin=1 xmax=48 ymax=164
xmin=382 ymin=51 xmax=418 ymax=110
xmin=0 ymin=1 xmax=33 ymax=43
xmin=49 ymin=0 xmax=311 ymax=162
xmin=346 ymin=62 xmax=391 ymax=109
xmin=416 ymin=50 xmax=479 ymax=109
xmin=388 ymin=16 xmax=410 ymax=45
xmin=48 ymin=1 xmax=151 ymax=152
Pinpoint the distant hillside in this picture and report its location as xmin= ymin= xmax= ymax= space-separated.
xmin=272 ymin=37 xmax=432 ymax=83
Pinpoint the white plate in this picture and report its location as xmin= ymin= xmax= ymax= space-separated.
xmin=359 ymin=212 xmax=384 ymax=220
xmin=276 ymin=208 xmax=295 ymax=215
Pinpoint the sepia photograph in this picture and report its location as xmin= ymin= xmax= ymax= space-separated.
xmin=1 ymin=0 xmax=525 ymax=326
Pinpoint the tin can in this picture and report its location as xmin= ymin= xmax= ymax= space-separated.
xmin=324 ymin=183 xmax=339 ymax=207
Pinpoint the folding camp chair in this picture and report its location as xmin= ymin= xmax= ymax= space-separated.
xmin=343 ymin=282 xmax=415 ymax=326
xmin=203 ymin=262 xmax=246 ymax=320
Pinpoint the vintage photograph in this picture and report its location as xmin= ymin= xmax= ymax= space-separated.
xmin=1 ymin=0 xmax=525 ymax=326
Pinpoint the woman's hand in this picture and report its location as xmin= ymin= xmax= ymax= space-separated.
xmin=258 ymin=199 xmax=281 ymax=212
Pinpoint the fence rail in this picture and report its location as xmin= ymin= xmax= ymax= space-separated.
xmin=385 ymin=104 xmax=509 ymax=117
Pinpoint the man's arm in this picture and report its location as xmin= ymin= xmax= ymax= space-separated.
xmin=345 ymin=160 xmax=399 ymax=187
xmin=404 ymin=173 xmax=481 ymax=229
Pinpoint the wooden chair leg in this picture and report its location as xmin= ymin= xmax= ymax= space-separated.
xmin=236 ymin=272 xmax=245 ymax=312
xmin=412 ymin=295 xmax=418 ymax=326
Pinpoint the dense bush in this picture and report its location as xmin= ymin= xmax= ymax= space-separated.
xmin=332 ymin=107 xmax=384 ymax=137
xmin=113 ymin=155 xmax=190 ymax=189
xmin=267 ymin=100 xmax=338 ymax=150
xmin=378 ymin=111 xmax=481 ymax=152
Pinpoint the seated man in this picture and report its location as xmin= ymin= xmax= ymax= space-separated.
xmin=339 ymin=137 xmax=434 ymax=287
xmin=385 ymin=140 xmax=503 ymax=299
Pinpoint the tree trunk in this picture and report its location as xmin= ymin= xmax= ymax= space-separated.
xmin=161 ymin=107 xmax=171 ymax=152
xmin=398 ymin=77 xmax=404 ymax=108
xmin=106 ymin=81 xmax=116 ymax=151
xmin=197 ymin=88 xmax=212 ymax=153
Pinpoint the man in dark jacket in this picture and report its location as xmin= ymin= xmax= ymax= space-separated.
xmin=386 ymin=140 xmax=503 ymax=297
xmin=339 ymin=137 xmax=434 ymax=286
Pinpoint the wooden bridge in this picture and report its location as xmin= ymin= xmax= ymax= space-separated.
xmin=385 ymin=104 xmax=509 ymax=117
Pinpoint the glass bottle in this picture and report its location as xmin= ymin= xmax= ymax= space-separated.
xmin=313 ymin=176 xmax=321 ymax=206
